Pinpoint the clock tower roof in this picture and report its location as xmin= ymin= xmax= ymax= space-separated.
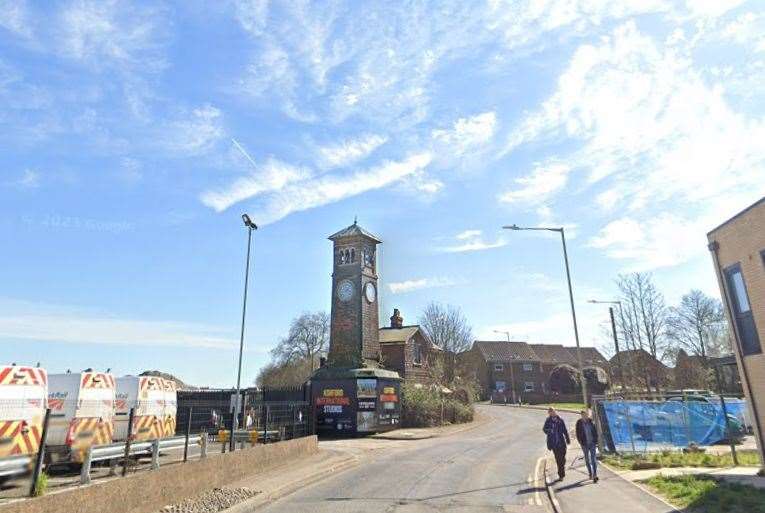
xmin=328 ymin=221 xmax=382 ymax=243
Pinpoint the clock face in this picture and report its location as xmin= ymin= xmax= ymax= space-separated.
xmin=337 ymin=280 xmax=354 ymax=302
xmin=364 ymin=282 xmax=376 ymax=303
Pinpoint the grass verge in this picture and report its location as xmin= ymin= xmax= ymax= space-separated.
xmin=534 ymin=402 xmax=586 ymax=412
xmin=644 ymin=474 xmax=765 ymax=512
xmin=603 ymin=450 xmax=761 ymax=470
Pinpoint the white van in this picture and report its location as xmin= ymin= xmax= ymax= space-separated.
xmin=0 ymin=365 xmax=47 ymax=459
xmin=47 ymin=372 xmax=115 ymax=463
xmin=114 ymin=375 xmax=165 ymax=442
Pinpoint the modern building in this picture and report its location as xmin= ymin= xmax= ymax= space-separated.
xmin=708 ymin=197 xmax=765 ymax=468
xmin=379 ymin=308 xmax=441 ymax=383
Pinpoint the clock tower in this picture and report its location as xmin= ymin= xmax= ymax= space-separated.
xmin=327 ymin=221 xmax=382 ymax=368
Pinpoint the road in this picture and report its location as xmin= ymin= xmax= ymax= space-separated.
xmin=249 ymin=405 xmax=552 ymax=513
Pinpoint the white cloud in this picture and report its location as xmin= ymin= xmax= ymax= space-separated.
xmin=503 ymin=20 xmax=765 ymax=269
xmin=388 ymin=276 xmax=457 ymax=294
xmin=204 ymin=152 xmax=432 ymax=222
xmin=317 ymin=134 xmax=387 ymax=169
xmin=57 ymin=0 xmax=167 ymax=70
xmin=162 ymin=105 xmax=226 ymax=156
xmin=439 ymin=229 xmax=507 ymax=253
xmin=499 ymin=161 xmax=571 ymax=204
xmin=0 ymin=298 xmax=236 ymax=349
xmin=432 ymin=112 xmax=497 ymax=156
xmin=0 ymin=0 xmax=32 ymax=39
xmin=14 ymin=169 xmax=40 ymax=189
xmin=201 ymin=157 xmax=311 ymax=212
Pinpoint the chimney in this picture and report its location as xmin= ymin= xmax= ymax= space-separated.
xmin=390 ymin=308 xmax=403 ymax=328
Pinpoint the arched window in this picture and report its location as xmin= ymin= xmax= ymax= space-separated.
xmin=350 ymin=248 xmax=355 ymax=263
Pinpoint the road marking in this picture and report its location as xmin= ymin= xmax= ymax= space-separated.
xmin=533 ymin=456 xmax=544 ymax=506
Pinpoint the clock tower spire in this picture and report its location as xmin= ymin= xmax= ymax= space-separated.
xmin=327 ymin=221 xmax=382 ymax=368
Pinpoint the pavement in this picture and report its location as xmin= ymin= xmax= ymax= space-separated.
xmin=234 ymin=405 xmax=552 ymax=512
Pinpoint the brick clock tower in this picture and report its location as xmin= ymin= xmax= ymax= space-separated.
xmin=327 ymin=221 xmax=382 ymax=368
xmin=310 ymin=221 xmax=401 ymax=435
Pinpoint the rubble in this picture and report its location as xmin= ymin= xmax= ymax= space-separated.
xmin=158 ymin=487 xmax=259 ymax=513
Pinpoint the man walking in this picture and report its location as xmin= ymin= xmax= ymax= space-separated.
xmin=543 ymin=407 xmax=570 ymax=480
xmin=575 ymin=409 xmax=599 ymax=482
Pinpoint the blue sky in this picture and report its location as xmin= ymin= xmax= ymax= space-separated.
xmin=2 ymin=1 xmax=764 ymax=388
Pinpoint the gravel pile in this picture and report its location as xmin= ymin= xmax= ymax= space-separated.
xmin=159 ymin=487 xmax=260 ymax=513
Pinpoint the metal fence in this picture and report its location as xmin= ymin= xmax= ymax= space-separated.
xmin=593 ymin=393 xmax=752 ymax=454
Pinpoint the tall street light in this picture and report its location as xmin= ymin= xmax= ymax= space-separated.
xmin=232 ymin=213 xmax=257 ymax=451
xmin=502 ymin=224 xmax=588 ymax=406
xmin=493 ymin=330 xmax=517 ymax=404
xmin=588 ymin=300 xmax=623 ymax=392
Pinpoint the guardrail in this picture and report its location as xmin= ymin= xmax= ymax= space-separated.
xmin=80 ymin=435 xmax=205 ymax=484
xmin=0 ymin=455 xmax=32 ymax=479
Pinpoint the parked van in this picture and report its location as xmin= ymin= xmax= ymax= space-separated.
xmin=0 ymin=365 xmax=47 ymax=459
xmin=114 ymin=376 xmax=165 ymax=442
xmin=161 ymin=379 xmax=178 ymax=437
xmin=47 ymin=372 xmax=115 ymax=463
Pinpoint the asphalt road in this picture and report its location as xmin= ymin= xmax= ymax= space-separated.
xmin=249 ymin=405 xmax=552 ymax=513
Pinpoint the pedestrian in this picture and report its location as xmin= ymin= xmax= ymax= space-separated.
xmin=575 ymin=409 xmax=599 ymax=482
xmin=543 ymin=407 xmax=570 ymax=480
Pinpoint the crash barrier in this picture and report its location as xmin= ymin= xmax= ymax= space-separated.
xmin=594 ymin=396 xmax=750 ymax=452
xmin=79 ymin=435 xmax=204 ymax=484
xmin=0 ymin=456 xmax=31 ymax=479
xmin=1 ymin=435 xmax=319 ymax=513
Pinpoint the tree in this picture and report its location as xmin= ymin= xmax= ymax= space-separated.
xmin=270 ymin=311 xmax=329 ymax=370
xmin=418 ymin=302 xmax=473 ymax=384
xmin=666 ymin=290 xmax=728 ymax=361
xmin=615 ymin=273 xmax=668 ymax=392
xmin=256 ymin=357 xmax=314 ymax=388
xmin=418 ymin=302 xmax=473 ymax=354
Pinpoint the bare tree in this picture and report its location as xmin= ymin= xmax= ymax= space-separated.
xmin=615 ymin=273 xmax=668 ymax=392
xmin=666 ymin=290 xmax=728 ymax=361
xmin=418 ymin=302 xmax=473 ymax=354
xmin=270 ymin=311 xmax=329 ymax=370
xmin=256 ymin=357 xmax=314 ymax=387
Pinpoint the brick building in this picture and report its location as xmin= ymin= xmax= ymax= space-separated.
xmin=379 ymin=308 xmax=441 ymax=383
xmin=708 ymin=197 xmax=765 ymax=469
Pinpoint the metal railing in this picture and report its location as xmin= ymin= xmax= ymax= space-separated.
xmin=80 ymin=435 xmax=204 ymax=484
xmin=0 ymin=455 xmax=32 ymax=479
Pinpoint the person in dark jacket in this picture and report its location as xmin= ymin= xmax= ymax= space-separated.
xmin=543 ymin=407 xmax=570 ymax=480
xmin=575 ymin=409 xmax=599 ymax=482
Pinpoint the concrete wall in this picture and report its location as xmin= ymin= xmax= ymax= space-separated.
xmin=3 ymin=436 xmax=318 ymax=513
xmin=708 ymin=198 xmax=765 ymax=465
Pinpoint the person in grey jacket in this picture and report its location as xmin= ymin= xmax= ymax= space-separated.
xmin=575 ymin=409 xmax=599 ymax=482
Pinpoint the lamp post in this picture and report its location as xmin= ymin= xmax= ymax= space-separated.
xmin=494 ymin=330 xmax=517 ymax=404
xmin=502 ymin=224 xmax=588 ymax=406
xmin=232 ymin=213 xmax=257 ymax=451
xmin=588 ymin=300 xmax=623 ymax=391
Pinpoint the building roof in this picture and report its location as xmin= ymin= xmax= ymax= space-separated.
xmin=378 ymin=326 xmax=419 ymax=344
xmin=473 ymin=341 xmax=540 ymax=362
xmin=328 ymin=221 xmax=382 ymax=243
xmin=610 ymin=349 xmax=669 ymax=369
xmin=528 ymin=344 xmax=578 ymax=365
xmin=578 ymin=347 xmax=610 ymax=366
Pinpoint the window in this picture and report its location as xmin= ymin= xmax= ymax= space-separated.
xmin=413 ymin=344 xmax=422 ymax=365
xmin=494 ymin=381 xmax=506 ymax=392
xmin=494 ymin=363 xmax=504 ymax=372
xmin=725 ymin=264 xmax=761 ymax=356
xmin=523 ymin=363 xmax=533 ymax=372
xmin=524 ymin=382 xmax=535 ymax=392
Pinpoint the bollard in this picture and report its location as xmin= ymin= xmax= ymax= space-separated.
xmin=29 ymin=408 xmax=51 ymax=497
xmin=80 ymin=447 xmax=93 ymax=485
xmin=122 ymin=407 xmax=135 ymax=477
xmin=183 ymin=407 xmax=193 ymax=463
xmin=151 ymin=439 xmax=160 ymax=470
xmin=200 ymin=431 xmax=207 ymax=459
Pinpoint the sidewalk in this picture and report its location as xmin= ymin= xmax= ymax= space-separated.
xmin=544 ymin=440 xmax=675 ymax=513
xmin=369 ymin=410 xmax=489 ymax=440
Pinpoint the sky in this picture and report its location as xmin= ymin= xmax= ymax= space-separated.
xmin=2 ymin=1 xmax=764 ymax=388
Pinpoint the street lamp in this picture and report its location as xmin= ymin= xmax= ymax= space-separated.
xmin=502 ymin=224 xmax=588 ymax=406
xmin=493 ymin=330 xmax=517 ymax=404
xmin=232 ymin=213 xmax=257 ymax=451
xmin=588 ymin=299 xmax=624 ymax=391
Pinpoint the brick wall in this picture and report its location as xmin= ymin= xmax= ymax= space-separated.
xmin=709 ymin=198 xmax=765 ymax=463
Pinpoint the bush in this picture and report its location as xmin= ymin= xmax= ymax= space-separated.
xmin=400 ymin=383 xmax=474 ymax=428
xmin=32 ymin=472 xmax=48 ymax=497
